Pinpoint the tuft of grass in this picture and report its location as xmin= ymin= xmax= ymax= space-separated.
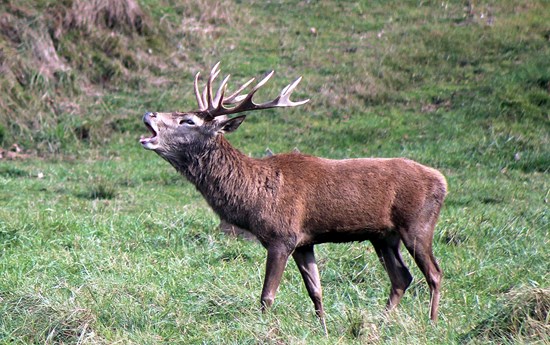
xmin=463 ymin=287 xmax=550 ymax=343
xmin=64 ymin=0 xmax=149 ymax=35
xmin=0 ymin=165 xmax=27 ymax=178
xmin=0 ymin=292 xmax=103 ymax=344
xmin=75 ymin=178 xmax=117 ymax=200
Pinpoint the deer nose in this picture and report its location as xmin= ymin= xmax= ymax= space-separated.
xmin=143 ymin=112 xmax=157 ymax=122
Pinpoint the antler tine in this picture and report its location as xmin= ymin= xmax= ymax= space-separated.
xmin=205 ymin=63 xmax=221 ymax=110
xmin=249 ymin=71 xmax=275 ymax=98
xmin=213 ymin=74 xmax=230 ymax=109
xmin=264 ymin=76 xmax=310 ymax=107
xmin=228 ymin=71 xmax=275 ymax=113
xmin=239 ymin=74 xmax=309 ymax=110
xmin=202 ymin=82 xmax=208 ymax=111
xmin=194 ymin=72 xmax=206 ymax=111
xmin=223 ymin=77 xmax=255 ymax=104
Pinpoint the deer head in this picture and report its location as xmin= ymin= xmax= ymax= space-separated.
xmin=139 ymin=62 xmax=309 ymax=155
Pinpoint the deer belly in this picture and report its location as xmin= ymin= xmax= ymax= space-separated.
xmin=301 ymin=207 xmax=394 ymax=244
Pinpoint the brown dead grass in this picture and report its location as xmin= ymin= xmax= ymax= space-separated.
xmin=0 ymin=0 xmax=152 ymax=83
xmin=63 ymin=0 xmax=149 ymax=35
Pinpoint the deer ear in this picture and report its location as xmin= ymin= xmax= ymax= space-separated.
xmin=218 ymin=115 xmax=246 ymax=133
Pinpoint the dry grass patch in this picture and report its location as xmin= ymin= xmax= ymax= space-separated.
xmin=0 ymin=0 xmax=160 ymax=149
xmin=63 ymin=0 xmax=148 ymax=35
xmin=464 ymin=287 xmax=550 ymax=343
xmin=0 ymin=292 xmax=105 ymax=344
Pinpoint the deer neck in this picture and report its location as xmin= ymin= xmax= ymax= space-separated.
xmin=164 ymin=135 xmax=272 ymax=227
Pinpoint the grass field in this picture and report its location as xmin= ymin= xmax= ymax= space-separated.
xmin=0 ymin=1 xmax=549 ymax=344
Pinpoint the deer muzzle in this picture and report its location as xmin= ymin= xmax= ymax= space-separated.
xmin=140 ymin=112 xmax=159 ymax=150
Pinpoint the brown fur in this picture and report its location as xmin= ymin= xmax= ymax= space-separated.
xmin=176 ymin=137 xmax=446 ymax=249
xmin=140 ymin=79 xmax=447 ymax=333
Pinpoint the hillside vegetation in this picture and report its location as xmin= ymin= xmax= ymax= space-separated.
xmin=0 ymin=1 xmax=548 ymax=344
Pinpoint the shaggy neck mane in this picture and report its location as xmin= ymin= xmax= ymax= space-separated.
xmin=163 ymin=135 xmax=278 ymax=229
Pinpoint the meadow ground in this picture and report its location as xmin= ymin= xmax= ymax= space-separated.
xmin=0 ymin=1 xmax=548 ymax=344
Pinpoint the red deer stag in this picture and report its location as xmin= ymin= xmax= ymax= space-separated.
xmin=140 ymin=63 xmax=447 ymax=334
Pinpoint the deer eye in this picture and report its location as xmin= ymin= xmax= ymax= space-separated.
xmin=179 ymin=119 xmax=195 ymax=126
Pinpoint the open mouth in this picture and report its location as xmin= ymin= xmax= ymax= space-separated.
xmin=140 ymin=118 xmax=159 ymax=148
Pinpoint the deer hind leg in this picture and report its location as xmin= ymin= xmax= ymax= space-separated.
xmin=372 ymin=235 xmax=413 ymax=312
xmin=292 ymin=245 xmax=327 ymax=335
xmin=400 ymin=220 xmax=442 ymax=321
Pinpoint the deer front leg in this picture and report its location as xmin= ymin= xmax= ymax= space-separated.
xmin=293 ymin=245 xmax=328 ymax=336
xmin=260 ymin=244 xmax=293 ymax=311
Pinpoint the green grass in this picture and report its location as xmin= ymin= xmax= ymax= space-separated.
xmin=1 ymin=1 xmax=549 ymax=344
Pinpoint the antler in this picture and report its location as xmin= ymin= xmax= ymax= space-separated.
xmin=193 ymin=62 xmax=309 ymax=119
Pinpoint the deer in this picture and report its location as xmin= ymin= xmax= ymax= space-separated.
xmin=140 ymin=62 xmax=447 ymax=334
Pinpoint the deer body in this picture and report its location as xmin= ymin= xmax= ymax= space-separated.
xmin=141 ymin=64 xmax=446 ymax=334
